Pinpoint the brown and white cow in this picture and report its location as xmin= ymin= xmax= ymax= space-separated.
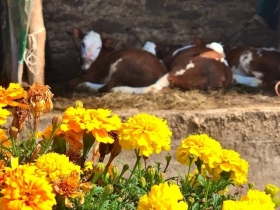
xmin=67 ymin=28 xmax=168 ymax=92
xmin=226 ymin=46 xmax=280 ymax=87
xmin=112 ymin=38 xmax=232 ymax=94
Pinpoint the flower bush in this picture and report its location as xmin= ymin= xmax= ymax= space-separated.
xmin=0 ymin=82 xmax=279 ymax=210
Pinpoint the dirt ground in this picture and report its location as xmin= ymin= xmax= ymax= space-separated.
xmin=49 ymin=82 xmax=280 ymax=111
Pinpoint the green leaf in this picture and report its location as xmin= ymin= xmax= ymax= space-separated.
xmin=82 ymin=131 xmax=96 ymax=159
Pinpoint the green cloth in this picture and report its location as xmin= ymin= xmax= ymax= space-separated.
xmin=256 ymin=0 xmax=279 ymax=31
xmin=7 ymin=0 xmax=34 ymax=63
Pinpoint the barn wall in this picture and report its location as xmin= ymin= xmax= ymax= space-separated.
xmin=43 ymin=0 xmax=277 ymax=82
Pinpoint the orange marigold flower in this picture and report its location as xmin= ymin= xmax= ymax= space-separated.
xmin=53 ymin=171 xmax=89 ymax=208
xmin=0 ymin=83 xmax=29 ymax=108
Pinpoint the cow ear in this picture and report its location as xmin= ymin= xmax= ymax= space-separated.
xmin=72 ymin=27 xmax=84 ymax=40
xmin=102 ymin=38 xmax=116 ymax=48
xmin=193 ymin=37 xmax=205 ymax=46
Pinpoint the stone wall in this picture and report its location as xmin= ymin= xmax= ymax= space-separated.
xmin=43 ymin=0 xmax=277 ymax=82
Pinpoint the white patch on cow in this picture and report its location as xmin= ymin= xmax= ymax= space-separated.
xmin=111 ymin=86 xmax=147 ymax=94
xmin=220 ymin=57 xmax=229 ymax=66
xmin=81 ymin=31 xmax=102 ymax=70
xmin=231 ymin=65 xmax=247 ymax=76
xmin=257 ymin=50 xmax=262 ymax=57
xmin=172 ymin=45 xmax=194 ymax=57
xmin=251 ymin=71 xmax=263 ymax=79
xmin=174 ymin=69 xmax=186 ymax=76
xmin=206 ymin=42 xmax=226 ymax=58
xmin=142 ymin=41 xmax=156 ymax=55
xmin=175 ymin=61 xmax=194 ymax=76
xmin=103 ymin=59 xmax=123 ymax=83
xmin=232 ymin=74 xmax=262 ymax=87
xmin=239 ymin=51 xmax=253 ymax=74
xmin=145 ymin=73 xmax=170 ymax=93
xmin=75 ymin=82 xmax=104 ymax=92
xmin=260 ymin=47 xmax=278 ymax=52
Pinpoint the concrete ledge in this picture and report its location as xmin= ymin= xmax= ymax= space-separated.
xmin=5 ymin=106 xmax=280 ymax=189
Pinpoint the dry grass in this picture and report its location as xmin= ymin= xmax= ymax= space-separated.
xmin=50 ymin=83 xmax=280 ymax=111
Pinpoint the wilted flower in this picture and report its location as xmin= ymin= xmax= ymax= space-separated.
xmin=118 ymin=113 xmax=172 ymax=157
xmin=11 ymin=99 xmax=30 ymax=132
xmin=137 ymin=182 xmax=188 ymax=210
xmin=28 ymin=82 xmax=53 ymax=118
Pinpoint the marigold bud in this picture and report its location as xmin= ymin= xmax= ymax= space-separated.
xmin=112 ymin=166 xmax=119 ymax=177
xmin=104 ymin=184 xmax=114 ymax=195
xmin=265 ymin=184 xmax=280 ymax=198
xmin=117 ymin=197 xmax=123 ymax=203
xmin=272 ymin=196 xmax=280 ymax=208
xmin=93 ymin=162 xmax=105 ymax=175
xmin=139 ymin=177 xmax=146 ymax=188
xmin=122 ymin=164 xmax=129 ymax=173
xmin=73 ymin=100 xmax=83 ymax=108
xmin=165 ymin=153 xmax=172 ymax=163
xmin=188 ymin=197 xmax=195 ymax=204
xmin=52 ymin=115 xmax=62 ymax=127
xmin=147 ymin=166 xmax=156 ymax=180
xmin=201 ymin=198 xmax=206 ymax=203
xmin=248 ymin=182 xmax=255 ymax=190
xmin=191 ymin=193 xmax=196 ymax=197
xmin=9 ymin=126 xmax=18 ymax=138
xmin=158 ymin=172 xmax=165 ymax=183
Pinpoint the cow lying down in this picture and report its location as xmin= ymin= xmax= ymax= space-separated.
xmin=68 ymin=28 xmax=167 ymax=92
xmin=226 ymin=46 xmax=280 ymax=87
xmin=68 ymin=28 xmax=232 ymax=94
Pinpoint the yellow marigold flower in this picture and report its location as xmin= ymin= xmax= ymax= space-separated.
xmin=137 ymin=182 xmax=188 ymax=210
xmin=265 ymin=184 xmax=280 ymax=198
xmin=61 ymin=107 xmax=87 ymax=133
xmin=35 ymin=153 xmax=81 ymax=182
xmin=176 ymin=134 xmax=222 ymax=167
xmin=0 ymin=83 xmax=29 ymax=108
xmin=212 ymin=149 xmax=249 ymax=185
xmin=61 ymin=107 xmax=121 ymax=144
xmin=0 ymin=107 xmax=11 ymax=125
xmin=118 ymin=113 xmax=172 ymax=157
xmin=85 ymin=109 xmax=122 ymax=143
xmin=223 ymin=189 xmax=275 ymax=210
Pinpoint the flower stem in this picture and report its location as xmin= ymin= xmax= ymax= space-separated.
xmin=127 ymin=149 xmax=141 ymax=182
xmin=204 ymin=178 xmax=211 ymax=209
xmin=33 ymin=117 xmax=40 ymax=133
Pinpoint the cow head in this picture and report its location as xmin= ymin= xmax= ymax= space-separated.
xmin=72 ymin=28 xmax=103 ymax=72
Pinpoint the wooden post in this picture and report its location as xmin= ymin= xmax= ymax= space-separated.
xmin=26 ymin=0 xmax=45 ymax=85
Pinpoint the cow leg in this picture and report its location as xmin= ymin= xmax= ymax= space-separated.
xmin=76 ymin=82 xmax=105 ymax=92
xmin=111 ymin=73 xmax=170 ymax=94
xmin=232 ymin=74 xmax=262 ymax=87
